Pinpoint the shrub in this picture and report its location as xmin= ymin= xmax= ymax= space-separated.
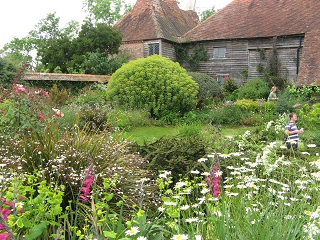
xmin=48 ymin=84 xmax=69 ymax=107
xmin=223 ymin=77 xmax=238 ymax=94
xmin=106 ymin=55 xmax=198 ymax=119
xmin=235 ymin=99 xmax=260 ymax=112
xmin=131 ymin=135 xmax=207 ymax=182
xmin=187 ymin=72 xmax=221 ymax=107
xmin=209 ymin=104 xmax=243 ymax=126
xmin=237 ymin=77 xmax=269 ymax=100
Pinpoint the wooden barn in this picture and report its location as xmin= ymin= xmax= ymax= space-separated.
xmin=182 ymin=0 xmax=320 ymax=86
xmin=114 ymin=0 xmax=320 ymax=86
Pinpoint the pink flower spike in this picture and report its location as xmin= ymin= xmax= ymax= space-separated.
xmin=79 ymin=195 xmax=88 ymax=202
xmin=0 ymin=233 xmax=11 ymax=240
xmin=44 ymin=91 xmax=50 ymax=98
xmin=82 ymin=187 xmax=91 ymax=196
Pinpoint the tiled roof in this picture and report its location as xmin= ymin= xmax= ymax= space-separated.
xmin=114 ymin=0 xmax=199 ymax=42
xmin=183 ymin=0 xmax=320 ymax=41
xmin=182 ymin=0 xmax=320 ymax=86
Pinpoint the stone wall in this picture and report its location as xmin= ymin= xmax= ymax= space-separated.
xmin=23 ymin=72 xmax=110 ymax=82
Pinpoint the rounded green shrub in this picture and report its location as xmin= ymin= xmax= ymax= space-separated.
xmin=187 ymin=71 xmax=221 ymax=106
xmin=237 ymin=77 xmax=269 ymax=100
xmin=235 ymin=99 xmax=260 ymax=112
xmin=106 ymin=55 xmax=198 ymax=119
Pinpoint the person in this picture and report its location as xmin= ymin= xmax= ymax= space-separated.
xmin=285 ymin=112 xmax=304 ymax=150
xmin=267 ymin=86 xmax=278 ymax=101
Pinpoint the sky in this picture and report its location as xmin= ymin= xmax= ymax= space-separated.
xmin=0 ymin=0 xmax=233 ymax=49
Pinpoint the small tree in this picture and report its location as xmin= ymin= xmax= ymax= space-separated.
xmin=106 ymin=55 xmax=199 ymax=119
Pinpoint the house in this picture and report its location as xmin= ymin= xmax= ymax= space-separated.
xmin=113 ymin=0 xmax=199 ymax=60
xmin=182 ymin=0 xmax=320 ymax=86
xmin=115 ymin=0 xmax=320 ymax=86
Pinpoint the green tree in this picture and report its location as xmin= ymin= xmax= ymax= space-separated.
xmin=37 ymin=36 xmax=73 ymax=73
xmin=0 ymin=57 xmax=18 ymax=87
xmin=199 ymin=6 xmax=216 ymax=22
xmin=83 ymin=0 xmax=133 ymax=26
xmin=106 ymin=55 xmax=199 ymax=119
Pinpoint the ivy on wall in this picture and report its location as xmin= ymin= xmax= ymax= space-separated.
xmin=173 ymin=43 xmax=208 ymax=71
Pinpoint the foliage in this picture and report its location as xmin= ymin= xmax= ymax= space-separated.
xmin=80 ymin=49 xmax=129 ymax=75
xmin=222 ymin=77 xmax=238 ymax=94
xmin=131 ymin=134 xmax=206 ymax=182
xmin=298 ymin=103 xmax=320 ymax=129
xmin=0 ymin=173 xmax=65 ymax=239
xmin=286 ymin=82 xmax=320 ymax=101
xmin=237 ymin=77 xmax=269 ymax=100
xmin=38 ymin=21 xmax=123 ymax=73
xmin=198 ymin=6 xmax=216 ymax=22
xmin=234 ymin=99 xmax=260 ymax=112
xmin=173 ymin=43 xmax=209 ymax=71
xmin=0 ymin=84 xmax=51 ymax=138
xmin=48 ymin=84 xmax=69 ymax=107
xmin=83 ymin=0 xmax=133 ymax=26
xmin=209 ymin=104 xmax=243 ymax=126
xmin=274 ymin=88 xmax=307 ymax=114
xmin=106 ymin=55 xmax=199 ymax=119
xmin=0 ymin=57 xmax=18 ymax=87
xmin=187 ymin=71 xmax=221 ymax=107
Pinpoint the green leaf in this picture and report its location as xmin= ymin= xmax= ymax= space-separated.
xmin=24 ymin=221 xmax=47 ymax=239
xmin=103 ymin=231 xmax=117 ymax=238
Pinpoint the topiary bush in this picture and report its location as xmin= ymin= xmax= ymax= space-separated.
xmin=187 ymin=71 xmax=221 ymax=107
xmin=106 ymin=55 xmax=199 ymax=119
xmin=237 ymin=77 xmax=269 ymax=100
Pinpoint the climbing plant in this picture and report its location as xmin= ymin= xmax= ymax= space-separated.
xmin=173 ymin=43 xmax=209 ymax=71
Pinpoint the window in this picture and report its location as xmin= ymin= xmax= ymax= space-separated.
xmin=148 ymin=43 xmax=160 ymax=56
xmin=217 ymin=75 xmax=229 ymax=86
xmin=213 ymin=47 xmax=226 ymax=58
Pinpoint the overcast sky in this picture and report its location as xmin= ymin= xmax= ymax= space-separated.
xmin=0 ymin=0 xmax=233 ymax=49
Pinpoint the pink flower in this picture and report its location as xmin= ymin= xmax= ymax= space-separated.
xmin=79 ymin=195 xmax=88 ymax=203
xmin=35 ymin=90 xmax=41 ymax=95
xmin=82 ymin=187 xmax=91 ymax=196
xmin=44 ymin=91 xmax=50 ymax=98
xmin=13 ymin=84 xmax=25 ymax=93
xmin=0 ymin=208 xmax=11 ymax=221
xmin=38 ymin=112 xmax=45 ymax=121
xmin=1 ymin=198 xmax=14 ymax=208
xmin=79 ymin=172 xmax=95 ymax=203
xmin=205 ymin=166 xmax=221 ymax=198
xmin=0 ymin=233 xmax=11 ymax=240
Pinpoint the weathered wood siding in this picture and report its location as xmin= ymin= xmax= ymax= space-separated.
xmin=184 ymin=35 xmax=304 ymax=85
xmin=161 ymin=40 xmax=176 ymax=60
xmin=185 ymin=40 xmax=249 ymax=85
xmin=142 ymin=39 xmax=175 ymax=60
xmin=248 ymin=36 xmax=304 ymax=83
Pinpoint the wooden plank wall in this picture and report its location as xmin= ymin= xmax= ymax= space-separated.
xmin=184 ymin=35 xmax=304 ymax=85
